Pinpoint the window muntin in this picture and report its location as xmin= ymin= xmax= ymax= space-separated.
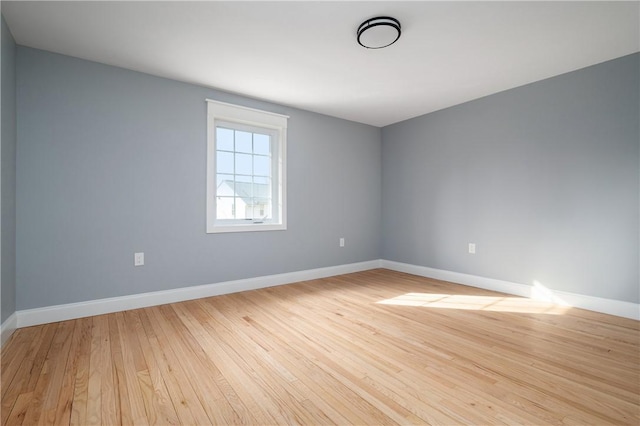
xmin=206 ymin=100 xmax=287 ymax=233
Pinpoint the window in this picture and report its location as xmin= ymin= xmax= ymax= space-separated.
xmin=206 ymin=99 xmax=287 ymax=233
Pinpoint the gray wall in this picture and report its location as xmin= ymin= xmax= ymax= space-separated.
xmin=1 ymin=15 xmax=17 ymax=323
xmin=16 ymin=47 xmax=381 ymax=310
xmin=13 ymin=45 xmax=640 ymax=310
xmin=382 ymin=53 xmax=639 ymax=303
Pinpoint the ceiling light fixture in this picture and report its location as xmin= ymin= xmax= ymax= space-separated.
xmin=357 ymin=16 xmax=401 ymax=49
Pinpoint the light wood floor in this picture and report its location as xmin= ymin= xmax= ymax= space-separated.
xmin=1 ymin=269 xmax=639 ymax=425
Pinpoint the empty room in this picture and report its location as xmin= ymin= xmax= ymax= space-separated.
xmin=1 ymin=1 xmax=639 ymax=425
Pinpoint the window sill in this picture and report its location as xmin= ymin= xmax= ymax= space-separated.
xmin=207 ymin=223 xmax=287 ymax=234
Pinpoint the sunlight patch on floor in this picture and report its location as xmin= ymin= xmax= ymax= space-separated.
xmin=376 ymin=293 xmax=569 ymax=315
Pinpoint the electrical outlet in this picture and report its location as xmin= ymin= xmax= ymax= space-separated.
xmin=468 ymin=243 xmax=476 ymax=254
xmin=134 ymin=252 xmax=145 ymax=266
xmin=339 ymin=238 xmax=345 ymax=247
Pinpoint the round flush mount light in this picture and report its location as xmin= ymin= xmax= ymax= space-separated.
xmin=357 ymin=16 xmax=401 ymax=49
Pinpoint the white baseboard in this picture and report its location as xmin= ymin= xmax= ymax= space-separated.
xmin=16 ymin=260 xmax=381 ymax=328
xmin=11 ymin=258 xmax=638 ymax=330
xmin=380 ymin=260 xmax=640 ymax=321
xmin=1 ymin=312 xmax=17 ymax=347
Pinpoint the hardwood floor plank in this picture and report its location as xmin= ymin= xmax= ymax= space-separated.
xmin=235 ymin=312 xmax=374 ymax=425
xmin=2 ymin=269 xmax=638 ymax=425
xmin=108 ymin=314 xmax=133 ymax=425
xmin=137 ymin=308 xmax=207 ymax=425
xmin=1 ymin=326 xmax=40 ymax=398
xmin=188 ymin=299 xmax=341 ymax=425
xmin=113 ymin=312 xmax=149 ymax=425
xmin=85 ymin=317 xmax=103 ymax=425
xmin=160 ymin=304 xmax=247 ymax=425
xmin=20 ymin=322 xmax=68 ymax=425
xmin=38 ymin=320 xmax=75 ymax=425
xmin=52 ymin=320 xmax=83 ymax=425
xmin=99 ymin=315 xmax=119 ymax=426
xmin=69 ymin=317 xmax=92 ymax=426
xmin=187 ymin=299 xmax=286 ymax=424
xmin=143 ymin=307 xmax=215 ymax=425
xmin=3 ymin=391 xmax=32 ymax=425
xmin=171 ymin=301 xmax=265 ymax=425
xmin=1 ymin=327 xmax=45 ymax=424
xmin=124 ymin=310 xmax=179 ymax=425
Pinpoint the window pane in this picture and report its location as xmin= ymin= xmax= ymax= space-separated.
xmin=216 ymin=175 xmax=234 ymax=196
xmin=233 ymin=180 xmax=251 ymax=199
xmin=254 ymin=134 xmax=270 ymax=155
xmin=253 ymin=176 xmax=269 ymax=185
xmin=252 ymin=182 xmax=270 ymax=199
xmin=254 ymin=155 xmax=270 ymax=177
xmin=235 ymin=153 xmax=252 ymax=175
xmin=216 ymin=196 xmax=235 ymax=219
xmin=254 ymin=199 xmax=272 ymax=219
xmin=217 ymin=151 xmax=234 ymax=174
xmin=236 ymin=131 xmax=252 ymax=153
xmin=216 ymin=127 xmax=234 ymax=151
xmin=236 ymin=196 xmax=252 ymax=220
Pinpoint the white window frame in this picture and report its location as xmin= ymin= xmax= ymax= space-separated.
xmin=206 ymin=99 xmax=288 ymax=233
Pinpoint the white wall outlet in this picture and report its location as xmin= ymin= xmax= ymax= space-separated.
xmin=134 ymin=252 xmax=145 ymax=266
xmin=339 ymin=237 xmax=345 ymax=247
xmin=468 ymin=243 xmax=476 ymax=254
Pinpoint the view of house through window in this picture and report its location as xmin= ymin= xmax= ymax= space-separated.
xmin=216 ymin=125 xmax=273 ymax=222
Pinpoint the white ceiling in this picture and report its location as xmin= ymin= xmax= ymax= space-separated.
xmin=3 ymin=1 xmax=639 ymax=127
